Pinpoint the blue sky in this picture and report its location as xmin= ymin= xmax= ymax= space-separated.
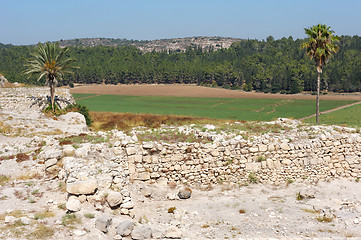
xmin=1 ymin=0 xmax=360 ymax=45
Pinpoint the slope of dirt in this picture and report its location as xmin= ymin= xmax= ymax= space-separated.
xmin=70 ymin=84 xmax=361 ymax=100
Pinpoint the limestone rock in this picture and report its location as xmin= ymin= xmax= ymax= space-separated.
xmin=73 ymin=229 xmax=87 ymax=236
xmin=66 ymin=179 xmax=98 ymax=195
xmin=121 ymin=201 xmax=134 ymax=209
xmin=178 ymin=187 xmax=192 ymax=199
xmin=20 ymin=217 xmax=31 ymax=225
xmin=245 ymin=162 xmax=261 ymax=171
xmin=63 ymin=145 xmax=75 ymax=156
xmin=140 ymin=186 xmax=153 ymax=197
xmin=95 ymin=215 xmax=112 ymax=233
xmin=66 ymin=196 xmax=81 ymax=212
xmin=126 ymin=147 xmax=137 ymax=156
xmin=165 ymin=226 xmax=182 ymax=239
xmin=138 ymin=172 xmax=150 ymax=181
xmin=74 ymin=144 xmax=90 ymax=158
xmin=132 ymin=225 xmax=152 ymax=240
xmin=116 ymin=220 xmax=134 ymax=237
xmin=106 ymin=191 xmax=123 ymax=208
xmin=43 ymin=149 xmax=62 ymax=160
xmin=280 ymin=143 xmax=290 ymax=151
xmin=4 ymin=216 xmax=16 ymax=224
xmin=45 ymin=158 xmax=58 ymax=168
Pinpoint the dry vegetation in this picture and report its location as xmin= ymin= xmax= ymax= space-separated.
xmin=90 ymin=112 xmax=228 ymax=131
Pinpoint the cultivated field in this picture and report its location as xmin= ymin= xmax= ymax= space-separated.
xmin=70 ymin=84 xmax=361 ymax=100
xmin=70 ymin=84 xmax=361 ymax=125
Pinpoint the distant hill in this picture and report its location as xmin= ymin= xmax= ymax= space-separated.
xmin=58 ymin=36 xmax=242 ymax=52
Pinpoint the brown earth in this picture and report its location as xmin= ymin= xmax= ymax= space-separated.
xmin=70 ymin=84 xmax=361 ymax=100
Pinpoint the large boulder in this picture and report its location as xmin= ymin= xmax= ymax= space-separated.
xmin=106 ymin=191 xmax=123 ymax=208
xmin=131 ymin=225 xmax=152 ymax=240
xmin=66 ymin=196 xmax=81 ymax=212
xmin=95 ymin=215 xmax=112 ymax=233
xmin=66 ymin=179 xmax=98 ymax=195
xmin=116 ymin=220 xmax=134 ymax=237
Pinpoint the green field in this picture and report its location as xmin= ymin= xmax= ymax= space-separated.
xmin=73 ymin=93 xmax=356 ymax=122
xmin=305 ymin=103 xmax=361 ymax=127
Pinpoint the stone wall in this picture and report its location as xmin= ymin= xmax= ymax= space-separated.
xmin=122 ymin=133 xmax=361 ymax=185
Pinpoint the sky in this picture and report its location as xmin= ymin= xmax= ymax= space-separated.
xmin=1 ymin=0 xmax=361 ymax=45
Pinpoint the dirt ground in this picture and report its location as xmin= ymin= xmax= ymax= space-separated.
xmin=70 ymin=84 xmax=361 ymax=101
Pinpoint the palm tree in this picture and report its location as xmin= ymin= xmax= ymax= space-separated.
xmin=301 ymin=24 xmax=339 ymax=124
xmin=24 ymin=41 xmax=77 ymax=110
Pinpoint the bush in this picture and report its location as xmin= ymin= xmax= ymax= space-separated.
xmin=65 ymin=104 xmax=92 ymax=126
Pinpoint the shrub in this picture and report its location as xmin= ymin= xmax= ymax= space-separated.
xmin=248 ymin=172 xmax=258 ymax=184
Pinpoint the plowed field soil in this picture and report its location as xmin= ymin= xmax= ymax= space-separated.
xmin=70 ymin=84 xmax=361 ymax=100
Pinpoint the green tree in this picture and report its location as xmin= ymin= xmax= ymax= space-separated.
xmin=302 ymin=24 xmax=339 ymax=124
xmin=23 ymin=42 xmax=77 ymax=110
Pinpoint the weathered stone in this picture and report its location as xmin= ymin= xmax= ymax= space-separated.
xmin=274 ymin=160 xmax=282 ymax=169
xmin=62 ymin=145 xmax=75 ymax=156
xmin=245 ymin=162 xmax=261 ymax=171
xmin=280 ymin=143 xmax=290 ymax=151
xmin=249 ymin=147 xmax=258 ymax=153
xmin=126 ymin=147 xmax=137 ymax=155
xmin=113 ymin=147 xmax=123 ymax=155
xmin=132 ymin=225 xmax=152 ymax=240
xmin=4 ymin=216 xmax=16 ymax=224
xmin=141 ymin=187 xmax=153 ymax=197
xmin=178 ymin=187 xmax=192 ymax=199
xmin=258 ymin=144 xmax=267 ymax=152
xmin=121 ymin=201 xmax=134 ymax=209
xmin=44 ymin=149 xmax=62 ymax=160
xmin=266 ymin=159 xmax=274 ymax=169
xmin=95 ymin=215 xmax=112 ymax=233
xmin=165 ymin=226 xmax=182 ymax=239
xmin=106 ymin=191 xmax=123 ymax=208
xmin=116 ymin=220 xmax=134 ymax=237
xmin=45 ymin=158 xmax=58 ymax=168
xmin=20 ymin=217 xmax=31 ymax=225
xmin=73 ymin=229 xmax=87 ymax=236
xmin=142 ymin=142 xmax=154 ymax=149
xmin=138 ymin=172 xmax=150 ymax=181
xmin=74 ymin=144 xmax=90 ymax=158
xmin=282 ymin=159 xmax=292 ymax=166
xmin=210 ymin=150 xmax=219 ymax=157
xmin=66 ymin=179 xmax=98 ymax=195
xmin=66 ymin=196 xmax=81 ymax=212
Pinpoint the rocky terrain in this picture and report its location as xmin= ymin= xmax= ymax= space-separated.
xmin=58 ymin=37 xmax=242 ymax=53
xmin=0 ymin=87 xmax=361 ymax=239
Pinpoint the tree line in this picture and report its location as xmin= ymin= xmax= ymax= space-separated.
xmin=1 ymin=35 xmax=361 ymax=93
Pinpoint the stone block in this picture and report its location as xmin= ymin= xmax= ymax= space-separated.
xmin=66 ymin=179 xmax=98 ymax=195
xmin=245 ymin=162 xmax=261 ymax=172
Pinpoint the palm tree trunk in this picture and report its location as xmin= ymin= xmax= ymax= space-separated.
xmin=316 ymin=71 xmax=320 ymax=124
xmin=49 ymin=78 xmax=55 ymax=111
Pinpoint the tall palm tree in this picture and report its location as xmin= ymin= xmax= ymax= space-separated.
xmin=301 ymin=24 xmax=339 ymax=124
xmin=24 ymin=41 xmax=77 ymax=110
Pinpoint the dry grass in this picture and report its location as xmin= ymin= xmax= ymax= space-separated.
xmin=15 ymin=172 xmax=43 ymax=181
xmin=34 ymin=211 xmax=55 ymax=220
xmin=90 ymin=112 xmax=227 ymax=131
xmin=316 ymin=215 xmax=334 ymax=223
xmin=27 ymin=224 xmax=54 ymax=239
